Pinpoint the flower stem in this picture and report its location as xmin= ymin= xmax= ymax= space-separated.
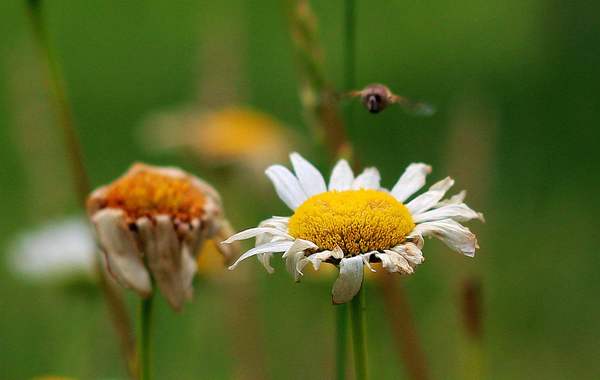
xmin=25 ymin=2 xmax=136 ymax=378
xmin=350 ymin=286 xmax=368 ymax=380
xmin=25 ymin=0 xmax=90 ymax=205
xmin=137 ymin=295 xmax=154 ymax=380
xmin=335 ymin=304 xmax=348 ymax=380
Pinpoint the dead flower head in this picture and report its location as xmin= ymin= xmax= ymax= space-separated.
xmin=87 ymin=163 xmax=236 ymax=310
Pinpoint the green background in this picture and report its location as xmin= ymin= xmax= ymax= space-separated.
xmin=1 ymin=0 xmax=599 ymax=379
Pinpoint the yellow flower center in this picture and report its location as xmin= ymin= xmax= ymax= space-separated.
xmin=100 ymin=168 xmax=205 ymax=222
xmin=288 ymin=190 xmax=415 ymax=255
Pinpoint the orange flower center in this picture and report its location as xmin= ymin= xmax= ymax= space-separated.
xmin=101 ymin=169 xmax=205 ymax=222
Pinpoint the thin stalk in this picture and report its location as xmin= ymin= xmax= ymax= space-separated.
xmin=349 ymin=287 xmax=368 ymax=380
xmin=25 ymin=2 xmax=136 ymax=378
xmin=344 ymin=0 xmax=356 ymax=94
xmin=25 ymin=0 xmax=89 ymax=204
xmin=377 ymin=275 xmax=429 ymax=380
xmin=137 ymin=296 xmax=154 ymax=380
xmin=335 ymin=304 xmax=348 ymax=380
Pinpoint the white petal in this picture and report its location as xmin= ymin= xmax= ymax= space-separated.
xmin=222 ymin=227 xmax=292 ymax=244
xmin=290 ymin=152 xmax=327 ymax=196
xmin=406 ymin=177 xmax=455 ymax=214
xmin=361 ymin=252 xmax=377 ymax=272
xmin=332 ymin=256 xmax=364 ymax=304
xmin=352 ymin=167 xmax=381 ymax=190
xmin=413 ymin=203 xmax=484 ymax=223
xmin=257 ymin=253 xmax=275 ymax=273
xmin=378 ymin=251 xmax=413 ymax=274
xmin=413 ymin=219 xmax=479 ymax=257
xmin=433 ymin=190 xmax=466 ymax=208
xmin=228 ymin=240 xmax=294 ymax=270
xmin=328 ymin=159 xmax=354 ymax=191
xmin=282 ymin=239 xmax=318 ymax=281
xmin=331 ymin=246 xmax=344 ymax=259
xmin=394 ymin=243 xmax=425 ymax=267
xmin=92 ymin=209 xmax=151 ymax=297
xmin=302 ymin=250 xmax=333 ymax=271
xmin=265 ymin=165 xmax=307 ymax=210
xmin=391 ymin=163 xmax=432 ymax=202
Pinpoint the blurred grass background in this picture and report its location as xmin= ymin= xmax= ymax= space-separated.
xmin=1 ymin=0 xmax=599 ymax=379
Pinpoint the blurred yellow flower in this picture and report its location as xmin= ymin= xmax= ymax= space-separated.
xmin=140 ymin=106 xmax=295 ymax=173
xmin=87 ymin=163 xmax=237 ymax=311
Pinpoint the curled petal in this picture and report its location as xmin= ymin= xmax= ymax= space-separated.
xmin=412 ymin=219 xmax=479 ymax=257
xmin=378 ymin=251 xmax=413 ymax=274
xmin=391 ymin=163 xmax=432 ymax=202
xmin=282 ymin=239 xmax=318 ymax=281
xmin=328 ymin=159 xmax=354 ymax=191
xmin=290 ymin=152 xmax=327 ymax=196
xmin=222 ymin=227 xmax=292 ymax=244
xmin=433 ymin=190 xmax=466 ymax=208
xmin=92 ymin=209 xmax=151 ymax=297
xmin=413 ymin=203 xmax=484 ymax=223
xmin=332 ymin=256 xmax=364 ymax=304
xmin=406 ymin=177 xmax=455 ymax=214
xmin=352 ymin=167 xmax=381 ymax=190
xmin=257 ymin=253 xmax=275 ymax=273
xmin=265 ymin=165 xmax=307 ymax=210
xmin=302 ymin=250 xmax=334 ymax=271
xmin=228 ymin=241 xmax=294 ymax=270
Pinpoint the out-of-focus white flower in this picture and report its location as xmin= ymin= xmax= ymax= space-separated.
xmin=7 ymin=217 xmax=96 ymax=283
xmin=87 ymin=163 xmax=236 ymax=311
xmin=224 ymin=153 xmax=484 ymax=304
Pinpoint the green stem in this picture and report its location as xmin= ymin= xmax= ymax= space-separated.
xmin=343 ymin=0 xmax=356 ymax=162
xmin=350 ymin=287 xmax=368 ymax=380
xmin=25 ymin=0 xmax=90 ymax=205
xmin=25 ymin=2 xmax=137 ymax=378
xmin=335 ymin=304 xmax=348 ymax=380
xmin=344 ymin=0 xmax=356 ymax=93
xmin=138 ymin=296 xmax=154 ymax=380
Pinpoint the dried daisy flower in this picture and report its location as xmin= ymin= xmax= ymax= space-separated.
xmin=7 ymin=217 xmax=96 ymax=284
xmin=224 ymin=153 xmax=483 ymax=304
xmin=140 ymin=106 xmax=294 ymax=173
xmin=87 ymin=163 xmax=235 ymax=310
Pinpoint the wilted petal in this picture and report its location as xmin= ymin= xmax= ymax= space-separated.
xmin=413 ymin=203 xmax=484 ymax=223
xmin=412 ymin=218 xmax=479 ymax=257
xmin=390 ymin=163 xmax=432 ymax=202
xmin=328 ymin=159 xmax=354 ymax=191
xmin=290 ymin=152 xmax=327 ymax=196
xmin=283 ymin=239 xmax=318 ymax=281
xmin=138 ymin=216 xmax=189 ymax=311
xmin=228 ymin=241 xmax=294 ymax=270
xmin=433 ymin=190 xmax=466 ymax=208
xmin=352 ymin=167 xmax=381 ymax=190
xmin=302 ymin=250 xmax=333 ymax=271
xmin=378 ymin=251 xmax=413 ymax=274
xmin=92 ymin=209 xmax=151 ymax=297
xmin=406 ymin=177 xmax=454 ymax=214
xmin=256 ymin=252 xmax=275 ymax=273
xmin=332 ymin=256 xmax=364 ymax=304
xmin=222 ymin=226 xmax=292 ymax=244
xmin=265 ymin=165 xmax=307 ymax=210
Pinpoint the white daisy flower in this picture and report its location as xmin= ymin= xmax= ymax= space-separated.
xmin=224 ymin=153 xmax=483 ymax=304
xmin=7 ymin=217 xmax=96 ymax=283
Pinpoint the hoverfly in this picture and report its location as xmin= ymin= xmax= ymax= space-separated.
xmin=346 ymin=83 xmax=435 ymax=116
